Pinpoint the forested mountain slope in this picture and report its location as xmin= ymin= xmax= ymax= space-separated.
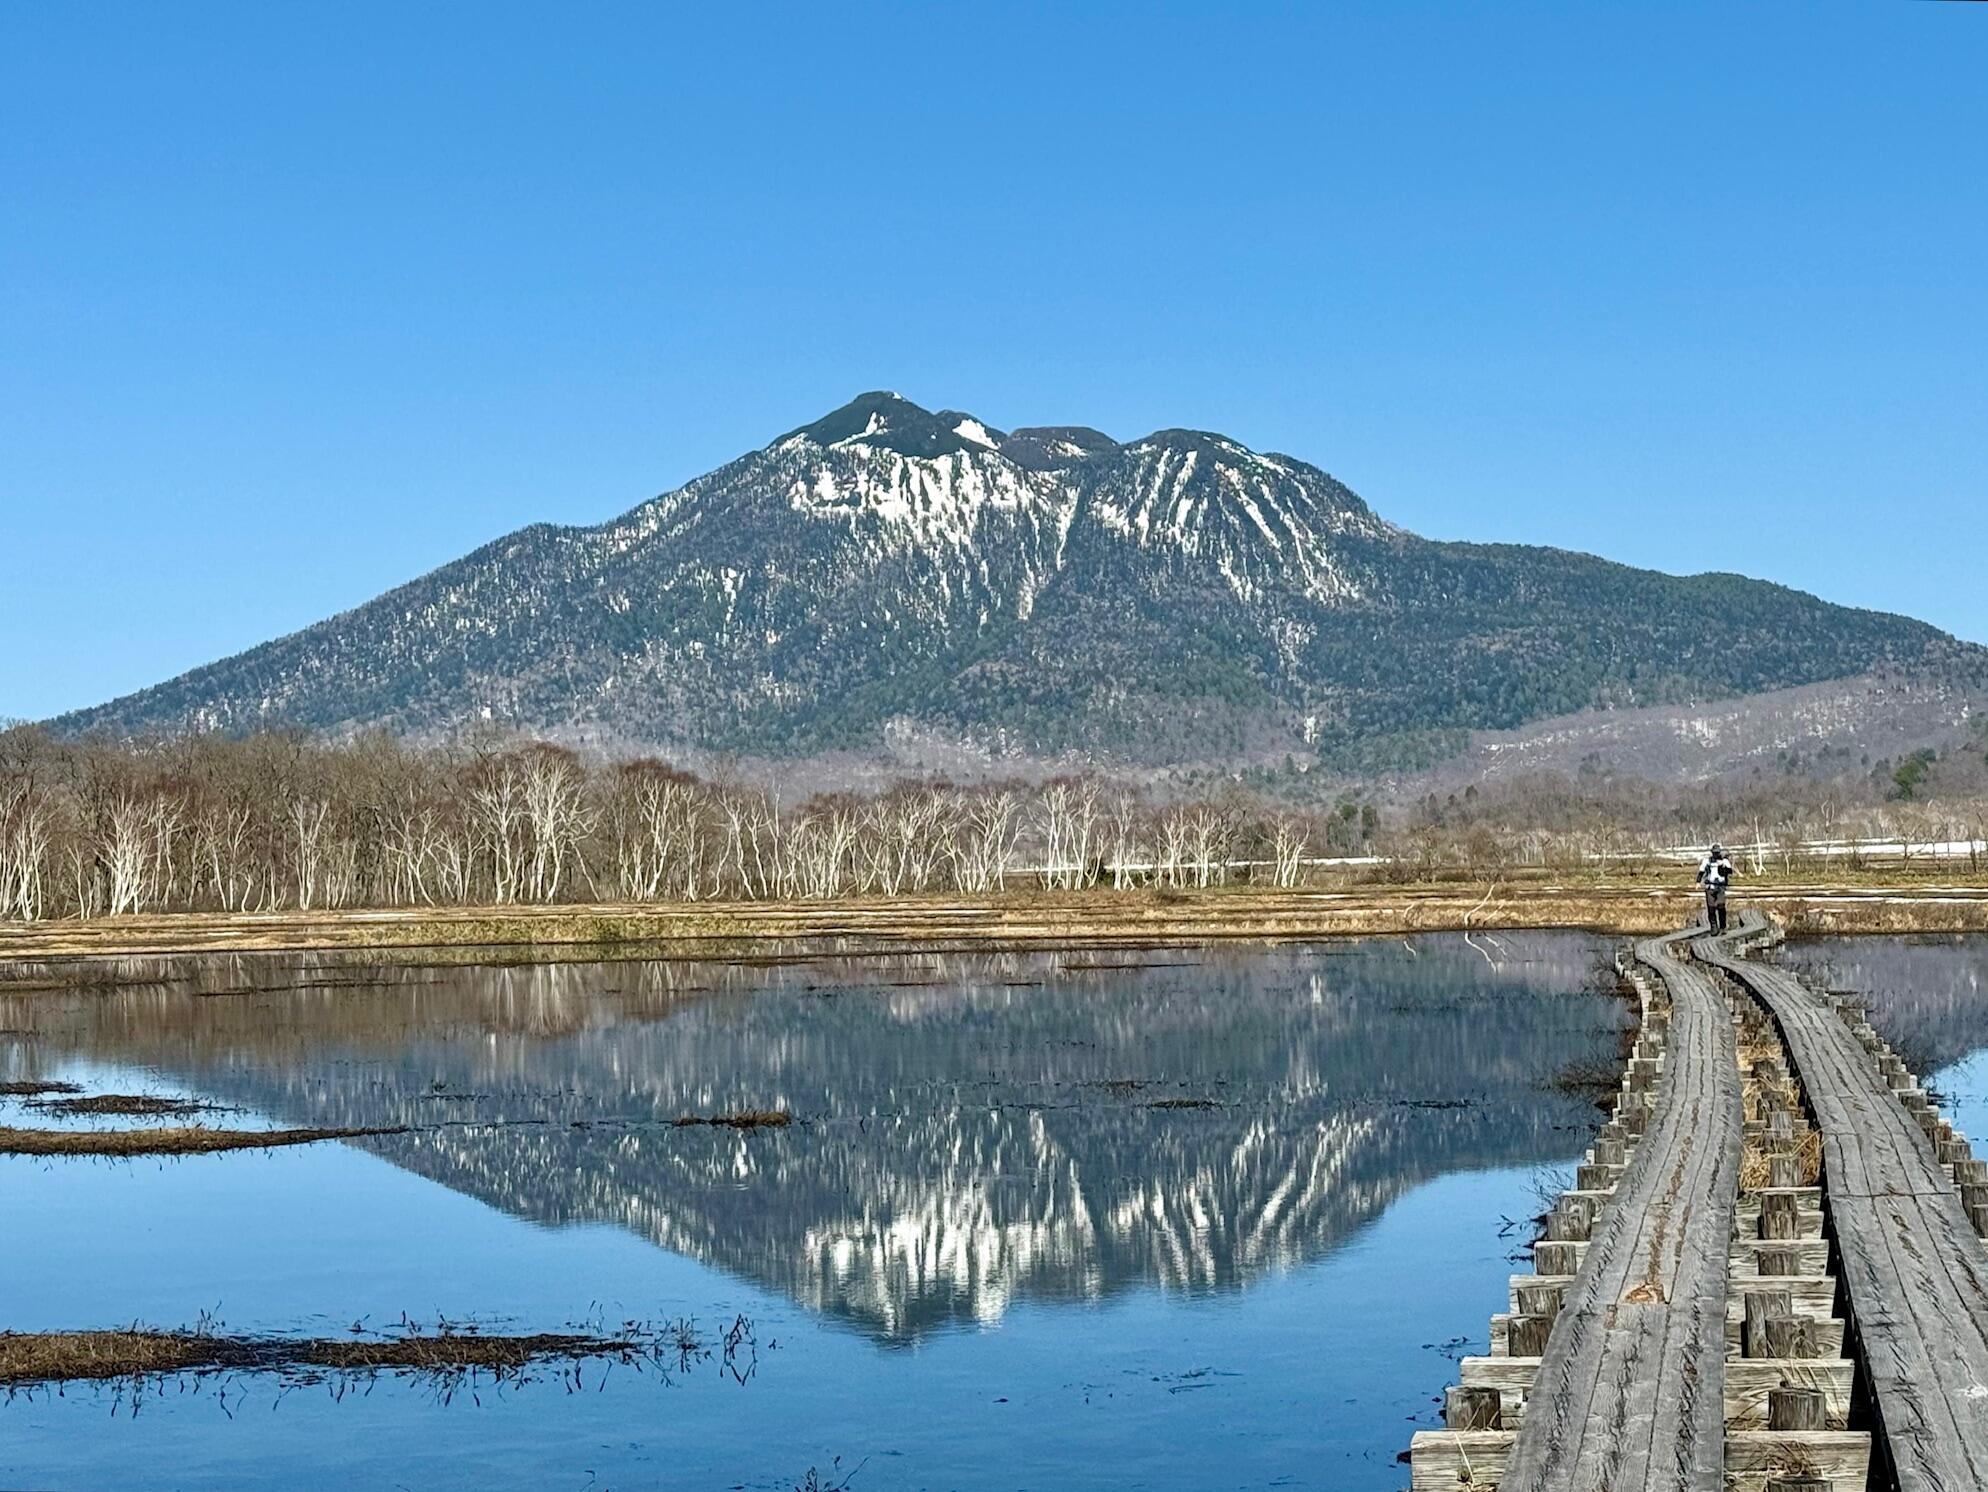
xmin=56 ymin=392 xmax=1981 ymax=769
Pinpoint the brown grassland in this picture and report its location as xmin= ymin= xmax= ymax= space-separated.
xmin=1 ymin=868 xmax=1985 ymax=969
xmin=0 ymin=1327 xmax=664 ymax=1385
xmin=0 ymin=1124 xmax=407 ymax=1157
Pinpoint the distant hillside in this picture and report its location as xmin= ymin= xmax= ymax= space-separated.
xmin=54 ymin=392 xmax=1986 ymax=771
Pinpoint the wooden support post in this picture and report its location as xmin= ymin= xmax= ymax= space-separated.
xmin=1763 ymin=1315 xmax=1820 ymax=1359
xmin=1760 ymin=1192 xmax=1799 ymax=1240
xmin=1534 ymin=1240 xmax=1580 ymax=1275
xmin=1444 ymin=1383 xmax=1501 ymax=1430
xmin=1954 ymin=1159 xmax=1988 ymax=1186
xmin=1769 ymin=1154 xmax=1803 ymax=1189
xmin=1743 ymin=1289 xmax=1793 ymax=1359
xmin=1757 ymin=1244 xmax=1804 ymax=1277
xmin=1620 ymin=1094 xmax=1649 ymax=1136
xmin=1545 ymin=1196 xmax=1595 ymax=1242
xmin=1514 ymin=1281 xmax=1564 ymax=1320
xmin=1506 ymin=1313 xmax=1553 ymax=1358
xmin=1768 ymin=1384 xmax=1828 ymax=1431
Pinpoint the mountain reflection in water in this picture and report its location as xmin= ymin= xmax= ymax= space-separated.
xmin=1 ymin=933 xmax=1619 ymax=1342
xmin=1779 ymin=935 xmax=1988 ymax=1078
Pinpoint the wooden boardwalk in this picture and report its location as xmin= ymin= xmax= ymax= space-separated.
xmin=1698 ymin=928 xmax=1988 ymax=1492
xmin=1411 ymin=925 xmax=1749 ymax=1490
xmin=1411 ymin=907 xmax=1988 ymax=1490
xmin=1497 ymin=926 xmax=1744 ymax=1490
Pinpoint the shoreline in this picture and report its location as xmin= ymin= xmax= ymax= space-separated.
xmin=3 ymin=875 xmax=1986 ymax=966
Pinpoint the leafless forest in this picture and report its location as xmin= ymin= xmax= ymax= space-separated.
xmin=0 ymin=724 xmax=1983 ymax=922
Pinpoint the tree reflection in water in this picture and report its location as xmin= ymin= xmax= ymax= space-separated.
xmin=0 ymin=934 xmax=1622 ymax=1342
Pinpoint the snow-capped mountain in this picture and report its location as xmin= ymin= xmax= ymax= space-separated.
xmin=53 ymin=392 xmax=1983 ymax=767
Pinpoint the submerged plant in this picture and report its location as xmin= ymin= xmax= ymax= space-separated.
xmin=795 ymin=1457 xmax=864 ymax=1492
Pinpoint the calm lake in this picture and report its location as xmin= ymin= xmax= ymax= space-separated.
xmin=2 ymin=933 xmax=1626 ymax=1491
xmin=1780 ymin=934 xmax=1988 ymax=1137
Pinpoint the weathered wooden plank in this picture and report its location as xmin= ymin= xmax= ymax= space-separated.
xmin=1496 ymin=925 xmax=1743 ymax=1491
xmin=1700 ymin=926 xmax=1988 ymax=1492
xmin=1731 ymin=1206 xmax=1825 ymax=1239
xmin=1725 ymin=1277 xmax=1841 ymax=1319
xmin=1408 ymin=1429 xmax=1514 ymax=1490
xmin=1722 ymin=1360 xmax=1857 ymax=1427
xmin=1723 ymin=1318 xmax=1847 ymax=1358
xmin=1507 ymin=1274 xmax=1579 ymax=1312
xmin=1459 ymin=1356 xmax=1537 ymax=1428
xmin=1452 ymin=1355 xmax=1854 ymax=1434
xmin=1729 ymin=1240 xmax=1832 ymax=1276
xmin=1722 ymin=1429 xmax=1870 ymax=1489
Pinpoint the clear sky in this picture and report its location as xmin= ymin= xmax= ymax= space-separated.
xmin=4 ymin=1 xmax=1985 ymax=722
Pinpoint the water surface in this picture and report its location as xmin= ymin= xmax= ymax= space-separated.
xmin=3 ymin=933 xmax=1619 ymax=1491
xmin=1781 ymin=933 xmax=1988 ymax=1126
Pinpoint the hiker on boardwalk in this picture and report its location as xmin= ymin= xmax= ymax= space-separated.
xmin=1697 ymin=843 xmax=1736 ymax=933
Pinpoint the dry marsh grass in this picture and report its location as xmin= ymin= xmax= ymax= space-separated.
xmin=1 ymin=874 xmax=1982 ymax=967
xmin=1739 ymin=1129 xmax=1824 ymax=1190
xmin=670 ymin=1109 xmax=792 ymax=1130
xmin=27 ymin=1094 xmax=218 ymax=1118
xmin=0 ymin=1123 xmax=404 ymax=1156
xmin=0 ymin=1325 xmax=678 ymax=1385
xmin=1 ymin=1330 xmax=217 ymax=1382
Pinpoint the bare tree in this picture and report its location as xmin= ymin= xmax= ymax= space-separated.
xmin=1269 ymin=813 xmax=1308 ymax=889
xmin=521 ymin=745 xmax=591 ymax=902
xmin=1103 ymin=788 xmax=1145 ymax=889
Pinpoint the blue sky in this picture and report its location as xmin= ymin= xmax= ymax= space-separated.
xmin=4 ymin=1 xmax=1984 ymax=721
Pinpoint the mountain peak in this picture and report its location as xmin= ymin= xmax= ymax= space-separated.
xmin=999 ymin=425 xmax=1119 ymax=471
xmin=784 ymin=392 xmax=1008 ymax=460
xmin=1127 ymin=427 xmax=1258 ymax=459
xmin=51 ymin=391 xmax=1977 ymax=773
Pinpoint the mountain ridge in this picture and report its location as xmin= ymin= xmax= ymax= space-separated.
xmin=51 ymin=392 xmax=1985 ymax=774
